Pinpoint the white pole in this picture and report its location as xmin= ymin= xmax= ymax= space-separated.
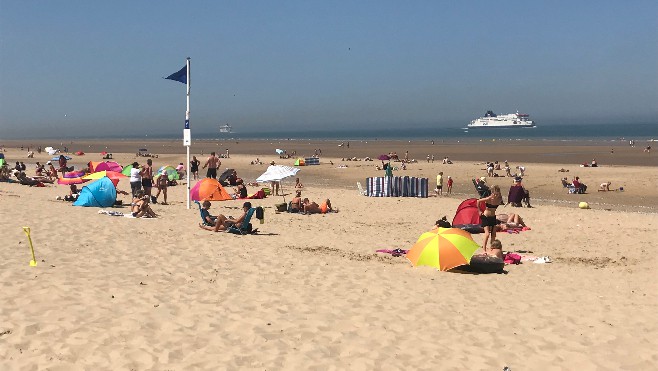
xmin=185 ymin=57 xmax=191 ymax=210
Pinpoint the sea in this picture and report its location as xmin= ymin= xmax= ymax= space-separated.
xmin=189 ymin=122 xmax=657 ymax=142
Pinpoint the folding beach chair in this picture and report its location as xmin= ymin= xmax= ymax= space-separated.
xmin=227 ymin=207 xmax=264 ymax=235
xmin=356 ymin=182 xmax=367 ymax=196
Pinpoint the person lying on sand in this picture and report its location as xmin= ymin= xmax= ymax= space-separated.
xmin=302 ymin=198 xmax=336 ymax=214
xmin=496 ymin=213 xmax=527 ymax=230
xmin=16 ymin=171 xmax=54 ymax=186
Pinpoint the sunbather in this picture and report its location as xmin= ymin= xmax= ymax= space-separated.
xmin=496 ymin=213 xmax=527 ymax=230
xmin=302 ymin=198 xmax=335 ymax=214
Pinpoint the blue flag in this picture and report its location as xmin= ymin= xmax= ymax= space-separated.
xmin=165 ymin=65 xmax=187 ymax=84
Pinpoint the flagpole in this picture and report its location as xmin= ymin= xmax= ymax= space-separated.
xmin=185 ymin=57 xmax=191 ymax=210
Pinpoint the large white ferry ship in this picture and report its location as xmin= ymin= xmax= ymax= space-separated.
xmin=219 ymin=124 xmax=232 ymax=133
xmin=468 ymin=111 xmax=536 ymax=129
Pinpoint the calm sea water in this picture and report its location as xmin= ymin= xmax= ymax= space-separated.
xmin=188 ymin=122 xmax=657 ymax=142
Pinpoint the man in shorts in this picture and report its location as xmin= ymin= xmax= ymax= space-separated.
xmin=203 ymin=152 xmax=220 ymax=179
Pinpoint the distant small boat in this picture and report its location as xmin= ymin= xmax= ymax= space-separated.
xmin=219 ymin=124 xmax=232 ymax=133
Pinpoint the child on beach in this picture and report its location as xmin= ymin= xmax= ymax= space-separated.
xmin=446 ymin=176 xmax=453 ymax=195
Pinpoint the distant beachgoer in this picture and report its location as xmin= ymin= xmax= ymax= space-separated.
xmin=294 ymin=177 xmax=304 ymax=189
xmin=176 ymin=162 xmax=185 ymax=179
xmin=435 ymin=172 xmax=443 ymax=196
xmin=599 ymin=182 xmax=612 ymax=192
xmin=141 ymin=158 xmax=154 ymax=201
xmin=190 ymin=156 xmax=200 ymax=180
xmin=645 ymin=145 xmax=651 ymax=153
xmin=129 ymin=162 xmax=142 ymax=196
xmin=154 ymin=170 xmax=169 ymax=205
xmin=591 ymin=159 xmax=598 ymax=167
xmin=447 ymin=176 xmax=453 ymax=195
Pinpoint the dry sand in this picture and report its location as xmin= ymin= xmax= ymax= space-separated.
xmin=1 ymin=144 xmax=657 ymax=370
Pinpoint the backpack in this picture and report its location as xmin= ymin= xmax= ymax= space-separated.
xmin=255 ymin=206 xmax=264 ymax=221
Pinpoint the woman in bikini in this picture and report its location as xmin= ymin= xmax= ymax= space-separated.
xmin=131 ymin=190 xmax=157 ymax=218
xmin=478 ymin=184 xmax=503 ymax=253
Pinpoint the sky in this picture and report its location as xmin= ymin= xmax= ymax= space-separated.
xmin=1 ymin=0 xmax=657 ymax=138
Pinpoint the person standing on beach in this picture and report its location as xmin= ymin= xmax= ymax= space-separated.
xmin=436 ymin=171 xmax=444 ymax=196
xmin=190 ymin=156 xmax=200 ymax=180
xmin=141 ymin=159 xmax=154 ymax=201
xmin=446 ymin=176 xmax=453 ymax=195
xmin=57 ymin=155 xmax=67 ymax=178
xmin=129 ymin=162 xmax=141 ymax=197
xmin=478 ymin=185 xmax=503 ymax=252
xmin=203 ymin=152 xmax=220 ymax=179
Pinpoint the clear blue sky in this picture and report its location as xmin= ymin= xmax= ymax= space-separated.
xmin=1 ymin=0 xmax=657 ymax=138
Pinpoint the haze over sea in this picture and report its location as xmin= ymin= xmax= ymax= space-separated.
xmin=20 ymin=122 xmax=654 ymax=142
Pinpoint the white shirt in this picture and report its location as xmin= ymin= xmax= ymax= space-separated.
xmin=130 ymin=167 xmax=141 ymax=182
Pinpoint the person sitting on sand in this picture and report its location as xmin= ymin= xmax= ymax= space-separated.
xmin=294 ymin=177 xmax=304 ymax=189
xmin=599 ymin=182 xmax=612 ymax=192
xmin=131 ymin=190 xmax=157 ymax=218
xmin=289 ymin=190 xmax=303 ymax=213
xmin=45 ymin=161 xmax=58 ymax=179
xmin=302 ymin=198 xmax=335 ymax=214
xmin=591 ymin=159 xmax=598 ymax=167
xmin=232 ymin=179 xmax=248 ymax=199
xmin=488 ymin=239 xmax=504 ymax=260
xmin=63 ymin=184 xmax=79 ymax=201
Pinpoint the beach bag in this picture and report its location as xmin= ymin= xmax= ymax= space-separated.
xmin=255 ymin=206 xmax=265 ymax=220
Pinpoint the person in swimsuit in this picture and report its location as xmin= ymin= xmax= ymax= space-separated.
xmin=200 ymin=202 xmax=250 ymax=232
xmin=141 ymin=159 xmax=154 ymax=201
xmin=190 ymin=156 xmax=200 ymax=180
xmin=289 ymin=191 xmax=303 ymax=212
xmin=131 ymin=190 xmax=157 ymax=218
xmin=302 ymin=198 xmax=334 ymax=214
xmin=203 ymin=152 xmax=220 ymax=179
xmin=478 ymin=184 xmax=503 ymax=253
xmin=154 ymin=170 xmax=169 ymax=205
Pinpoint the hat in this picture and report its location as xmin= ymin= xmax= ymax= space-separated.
xmin=479 ymin=177 xmax=486 ymax=182
xmin=47 ymin=161 xmax=52 ymax=165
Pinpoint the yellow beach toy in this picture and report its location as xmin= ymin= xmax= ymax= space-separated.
xmin=22 ymin=227 xmax=38 ymax=267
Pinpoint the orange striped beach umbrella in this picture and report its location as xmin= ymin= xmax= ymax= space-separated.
xmin=406 ymin=227 xmax=480 ymax=271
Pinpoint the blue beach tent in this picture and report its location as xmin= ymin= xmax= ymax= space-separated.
xmin=73 ymin=177 xmax=117 ymax=207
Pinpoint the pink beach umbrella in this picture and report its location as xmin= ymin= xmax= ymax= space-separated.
xmin=93 ymin=161 xmax=122 ymax=173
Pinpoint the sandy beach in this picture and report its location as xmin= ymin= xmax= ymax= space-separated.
xmin=1 ymin=142 xmax=657 ymax=369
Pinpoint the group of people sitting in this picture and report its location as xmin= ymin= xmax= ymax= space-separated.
xmin=199 ymin=201 xmax=254 ymax=232
xmin=562 ymin=176 xmax=588 ymax=194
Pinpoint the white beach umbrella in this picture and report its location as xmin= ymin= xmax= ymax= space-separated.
xmin=256 ymin=165 xmax=299 ymax=182
xmin=256 ymin=165 xmax=300 ymax=201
